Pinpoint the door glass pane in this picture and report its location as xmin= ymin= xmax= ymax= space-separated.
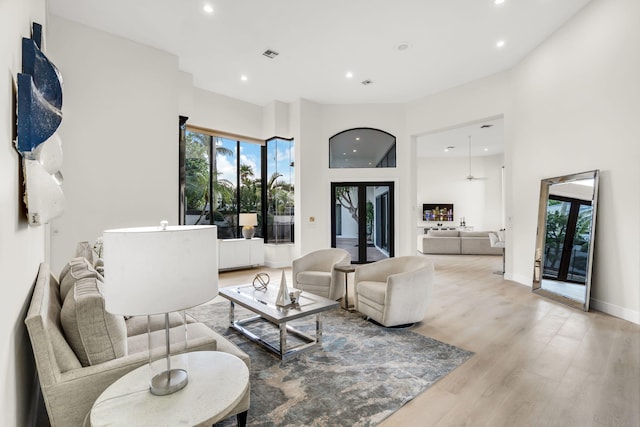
xmin=543 ymin=199 xmax=571 ymax=279
xmin=369 ymin=185 xmax=390 ymax=261
xmin=567 ymin=204 xmax=593 ymax=283
xmin=184 ymin=130 xmax=211 ymax=225
xmin=335 ymin=185 xmax=360 ymax=263
xmin=214 ymin=137 xmax=238 ymax=238
xmin=333 ymin=183 xmax=393 ymax=263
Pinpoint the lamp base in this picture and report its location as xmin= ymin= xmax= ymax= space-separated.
xmin=242 ymin=227 xmax=255 ymax=239
xmin=150 ymin=368 xmax=188 ymax=396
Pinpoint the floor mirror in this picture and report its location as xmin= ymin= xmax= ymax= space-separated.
xmin=532 ymin=170 xmax=599 ymax=311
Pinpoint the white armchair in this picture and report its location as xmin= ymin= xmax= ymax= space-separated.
xmin=292 ymin=248 xmax=351 ymax=300
xmin=354 ymin=256 xmax=434 ymax=327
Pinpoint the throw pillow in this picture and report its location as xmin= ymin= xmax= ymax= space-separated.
xmin=60 ymin=277 xmax=127 ymax=366
xmin=59 ymin=258 xmax=103 ymax=301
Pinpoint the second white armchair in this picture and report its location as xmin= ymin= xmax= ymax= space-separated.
xmin=354 ymin=256 xmax=434 ymax=327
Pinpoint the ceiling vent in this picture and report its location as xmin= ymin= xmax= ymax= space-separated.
xmin=262 ymin=49 xmax=279 ymax=59
xmin=361 ymin=79 xmax=373 ymax=86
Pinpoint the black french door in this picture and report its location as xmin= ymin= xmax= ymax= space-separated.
xmin=331 ymin=182 xmax=394 ymax=263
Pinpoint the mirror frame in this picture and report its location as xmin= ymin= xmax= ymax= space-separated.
xmin=532 ymin=170 xmax=600 ymax=311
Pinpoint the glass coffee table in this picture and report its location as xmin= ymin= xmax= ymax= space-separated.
xmin=218 ymin=285 xmax=339 ymax=360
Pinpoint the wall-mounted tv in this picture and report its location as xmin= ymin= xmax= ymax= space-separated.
xmin=423 ymin=204 xmax=454 ymax=222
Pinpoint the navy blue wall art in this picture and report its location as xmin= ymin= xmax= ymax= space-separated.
xmin=16 ymin=22 xmax=65 ymax=226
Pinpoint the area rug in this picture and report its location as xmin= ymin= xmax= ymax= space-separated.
xmin=187 ymin=302 xmax=473 ymax=427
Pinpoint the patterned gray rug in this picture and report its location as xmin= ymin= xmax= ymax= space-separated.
xmin=187 ymin=302 xmax=473 ymax=427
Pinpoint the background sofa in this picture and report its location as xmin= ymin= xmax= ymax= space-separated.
xmin=417 ymin=230 xmax=503 ymax=255
xmin=25 ymin=262 xmax=250 ymax=427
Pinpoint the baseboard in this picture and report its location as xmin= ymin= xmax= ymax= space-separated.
xmin=506 ymin=273 xmax=531 ymax=287
xmin=590 ymin=298 xmax=640 ymax=325
xmin=264 ymin=261 xmax=291 ymax=269
xmin=507 ymin=273 xmax=640 ymax=325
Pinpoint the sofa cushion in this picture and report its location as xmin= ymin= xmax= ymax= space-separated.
xmin=427 ymin=230 xmax=459 ymax=237
xmin=59 ymin=257 xmax=102 ymax=301
xmin=459 ymin=231 xmax=491 ymax=238
xmin=60 ymin=277 xmax=127 ymax=366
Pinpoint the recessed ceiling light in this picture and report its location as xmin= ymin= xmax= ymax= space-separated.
xmin=343 ymin=152 xmax=346 ymax=155
xmin=496 ymin=40 xmax=506 ymax=48
xmin=484 ymin=148 xmax=489 ymax=152
xmin=240 ymin=75 xmax=248 ymax=81
xmin=444 ymin=148 xmax=449 ymax=152
xmin=355 ymin=137 xmax=360 ymax=141
xmin=346 ymin=71 xmax=353 ymax=79
xmin=203 ymin=3 xmax=214 ymax=14
xmin=494 ymin=0 xmax=505 ymax=5
xmin=353 ymin=149 xmax=357 ymax=153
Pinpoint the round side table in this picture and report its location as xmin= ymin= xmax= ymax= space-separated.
xmin=89 ymin=351 xmax=249 ymax=427
xmin=334 ymin=264 xmax=357 ymax=311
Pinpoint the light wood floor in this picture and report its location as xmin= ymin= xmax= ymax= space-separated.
xmin=220 ymin=255 xmax=640 ymax=427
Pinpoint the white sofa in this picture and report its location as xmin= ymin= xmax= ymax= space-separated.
xmin=417 ymin=230 xmax=503 ymax=255
xmin=25 ymin=262 xmax=250 ymax=427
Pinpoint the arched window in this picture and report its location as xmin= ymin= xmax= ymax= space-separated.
xmin=329 ymin=128 xmax=396 ymax=168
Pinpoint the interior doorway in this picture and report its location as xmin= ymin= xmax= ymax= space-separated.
xmin=331 ymin=182 xmax=394 ymax=263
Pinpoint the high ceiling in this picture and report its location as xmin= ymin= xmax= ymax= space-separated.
xmin=417 ymin=117 xmax=504 ymax=158
xmin=48 ymin=0 xmax=592 ymax=107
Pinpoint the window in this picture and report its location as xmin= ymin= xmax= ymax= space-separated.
xmin=182 ymin=127 xmax=262 ymax=239
xmin=329 ymin=128 xmax=396 ymax=168
xmin=264 ymin=137 xmax=295 ymax=243
xmin=180 ymin=122 xmax=293 ymax=243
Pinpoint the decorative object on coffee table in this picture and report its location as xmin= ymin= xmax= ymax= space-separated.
xmin=103 ymin=221 xmax=218 ymax=396
xmin=239 ymin=213 xmax=258 ymax=239
xmin=275 ymin=270 xmax=291 ymax=307
xmin=252 ymin=272 xmax=270 ymax=291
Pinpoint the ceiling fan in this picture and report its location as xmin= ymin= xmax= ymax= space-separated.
xmin=465 ymin=135 xmax=486 ymax=181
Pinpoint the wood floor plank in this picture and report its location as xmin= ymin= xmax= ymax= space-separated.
xmin=218 ymin=254 xmax=640 ymax=427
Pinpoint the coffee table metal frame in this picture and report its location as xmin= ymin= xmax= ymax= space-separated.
xmin=219 ymin=285 xmax=339 ymax=360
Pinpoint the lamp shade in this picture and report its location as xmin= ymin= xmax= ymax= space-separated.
xmin=103 ymin=224 xmax=218 ymax=316
xmin=239 ymin=213 xmax=258 ymax=226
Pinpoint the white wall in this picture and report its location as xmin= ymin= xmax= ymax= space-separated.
xmin=0 ymin=1 xmax=47 ymax=425
xmin=416 ymin=154 xmax=503 ymax=230
xmin=407 ymin=0 xmax=639 ymax=323
xmin=186 ymin=87 xmax=264 ymax=139
xmin=320 ymin=103 xmax=408 ymax=254
xmin=47 ymin=16 xmax=181 ymax=274
xmin=509 ymin=0 xmax=640 ymax=321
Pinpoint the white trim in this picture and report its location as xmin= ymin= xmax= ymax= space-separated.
xmin=508 ymin=273 xmax=639 ymax=325
xmin=508 ymin=273 xmax=531 ymax=287
xmin=590 ymin=298 xmax=640 ymax=325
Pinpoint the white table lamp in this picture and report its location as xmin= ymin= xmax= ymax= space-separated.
xmin=103 ymin=221 xmax=218 ymax=395
xmin=239 ymin=213 xmax=258 ymax=239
